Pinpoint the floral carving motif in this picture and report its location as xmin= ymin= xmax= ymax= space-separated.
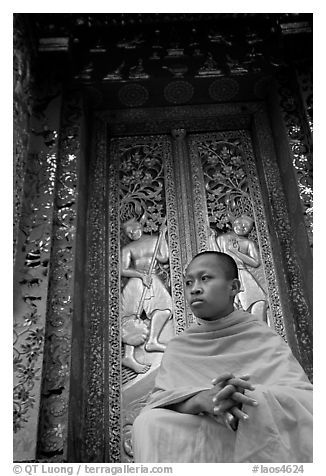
xmin=14 ymin=146 xmax=57 ymax=437
xmin=196 ymin=138 xmax=252 ymax=230
xmin=119 ymin=140 xmax=167 ymax=234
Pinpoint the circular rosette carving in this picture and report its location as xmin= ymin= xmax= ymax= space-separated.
xmin=164 ymin=81 xmax=194 ymax=104
xmin=122 ymin=317 xmax=149 ymax=346
xmin=118 ymin=84 xmax=149 ymax=107
xmin=208 ymin=78 xmax=239 ymax=101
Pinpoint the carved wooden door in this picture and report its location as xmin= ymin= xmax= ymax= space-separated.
xmin=83 ymin=104 xmax=312 ymax=462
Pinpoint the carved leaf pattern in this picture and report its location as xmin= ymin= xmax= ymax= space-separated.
xmin=197 ymin=139 xmax=253 ymax=230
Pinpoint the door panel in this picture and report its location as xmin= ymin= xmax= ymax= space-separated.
xmin=105 ymin=129 xmax=285 ymax=461
xmin=83 ymin=104 xmax=312 ymax=462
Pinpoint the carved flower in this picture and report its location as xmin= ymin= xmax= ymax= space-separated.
xmin=131 ymin=170 xmax=144 ymax=182
xmin=222 ymin=165 xmax=233 ymax=176
xmin=121 ymin=160 xmax=133 ymax=173
xmin=23 ymin=311 xmax=39 ymax=327
xmin=212 ymin=172 xmax=225 ymax=181
xmin=142 ymin=172 xmax=153 ymax=185
xmin=121 ymin=175 xmax=133 ymax=186
xmin=206 ymin=154 xmax=219 ymax=166
xmin=143 ymin=156 xmax=158 ymax=168
xmin=27 ymin=328 xmax=44 ymax=346
xmin=20 ymin=342 xmax=41 ymax=362
xmin=231 ymin=155 xmax=242 ymax=166
xmin=220 ymin=146 xmax=231 ymax=159
xmin=21 ymin=365 xmax=38 ymax=381
xmin=13 ymin=385 xmax=30 ymax=403
xmin=234 ymin=169 xmax=245 ymax=180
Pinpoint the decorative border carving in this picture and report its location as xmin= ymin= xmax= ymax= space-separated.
xmin=83 ymin=119 xmax=107 ymax=461
xmin=98 ymin=102 xmax=264 ymax=137
xmin=252 ymin=111 xmax=312 ymax=380
xmin=106 ymin=139 xmax=122 ymax=462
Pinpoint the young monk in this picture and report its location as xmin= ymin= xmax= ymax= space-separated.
xmin=132 ymin=251 xmax=313 ymax=463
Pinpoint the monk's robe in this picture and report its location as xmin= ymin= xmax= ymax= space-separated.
xmin=132 ymin=310 xmax=312 ymax=463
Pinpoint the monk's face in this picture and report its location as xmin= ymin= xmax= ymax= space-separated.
xmin=184 ymin=255 xmax=239 ymax=321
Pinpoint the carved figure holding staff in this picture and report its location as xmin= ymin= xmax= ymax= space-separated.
xmin=121 ymin=216 xmax=172 ymax=373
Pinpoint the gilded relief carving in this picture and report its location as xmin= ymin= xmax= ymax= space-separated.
xmin=189 ymin=133 xmax=279 ymax=330
xmin=209 ymin=215 xmax=267 ymax=322
xmin=116 ymin=138 xmax=175 ymax=381
xmin=121 ymin=217 xmax=172 ymax=374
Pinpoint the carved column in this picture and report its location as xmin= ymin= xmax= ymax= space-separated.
xmin=13 ymin=92 xmax=62 ymax=460
xmin=36 ymin=89 xmax=85 ymax=460
xmin=170 ymin=128 xmax=196 ymax=328
xmin=252 ymin=110 xmax=313 ymax=381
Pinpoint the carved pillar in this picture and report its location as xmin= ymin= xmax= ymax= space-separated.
xmin=36 ymin=89 xmax=85 ymax=460
xmin=13 ymin=92 xmax=62 ymax=460
xmin=170 ymin=128 xmax=196 ymax=329
xmin=13 ymin=14 xmax=34 ymax=261
xmin=252 ymin=110 xmax=313 ymax=381
xmin=81 ymin=117 xmax=108 ymax=462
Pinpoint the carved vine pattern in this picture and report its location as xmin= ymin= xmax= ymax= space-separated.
xmin=13 ymin=148 xmax=57 ymax=433
xmin=277 ymin=68 xmax=313 ymax=247
xmin=37 ymin=92 xmax=81 ymax=458
xmin=189 ymin=132 xmax=285 ymax=338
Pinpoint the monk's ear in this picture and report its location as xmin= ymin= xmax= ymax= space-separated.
xmin=230 ymin=279 xmax=241 ymax=296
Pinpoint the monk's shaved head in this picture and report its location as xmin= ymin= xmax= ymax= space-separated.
xmin=189 ymin=251 xmax=239 ymax=280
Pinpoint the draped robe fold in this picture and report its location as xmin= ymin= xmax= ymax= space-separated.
xmin=132 ymin=310 xmax=312 ymax=463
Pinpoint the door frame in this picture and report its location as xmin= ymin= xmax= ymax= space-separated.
xmin=81 ymin=101 xmax=312 ymax=462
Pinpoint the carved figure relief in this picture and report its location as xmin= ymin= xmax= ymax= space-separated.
xmin=121 ymin=216 xmax=172 ymax=374
xmin=209 ymin=214 xmax=267 ymax=321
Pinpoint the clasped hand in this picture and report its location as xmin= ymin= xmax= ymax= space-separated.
xmin=197 ymin=372 xmax=258 ymax=430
